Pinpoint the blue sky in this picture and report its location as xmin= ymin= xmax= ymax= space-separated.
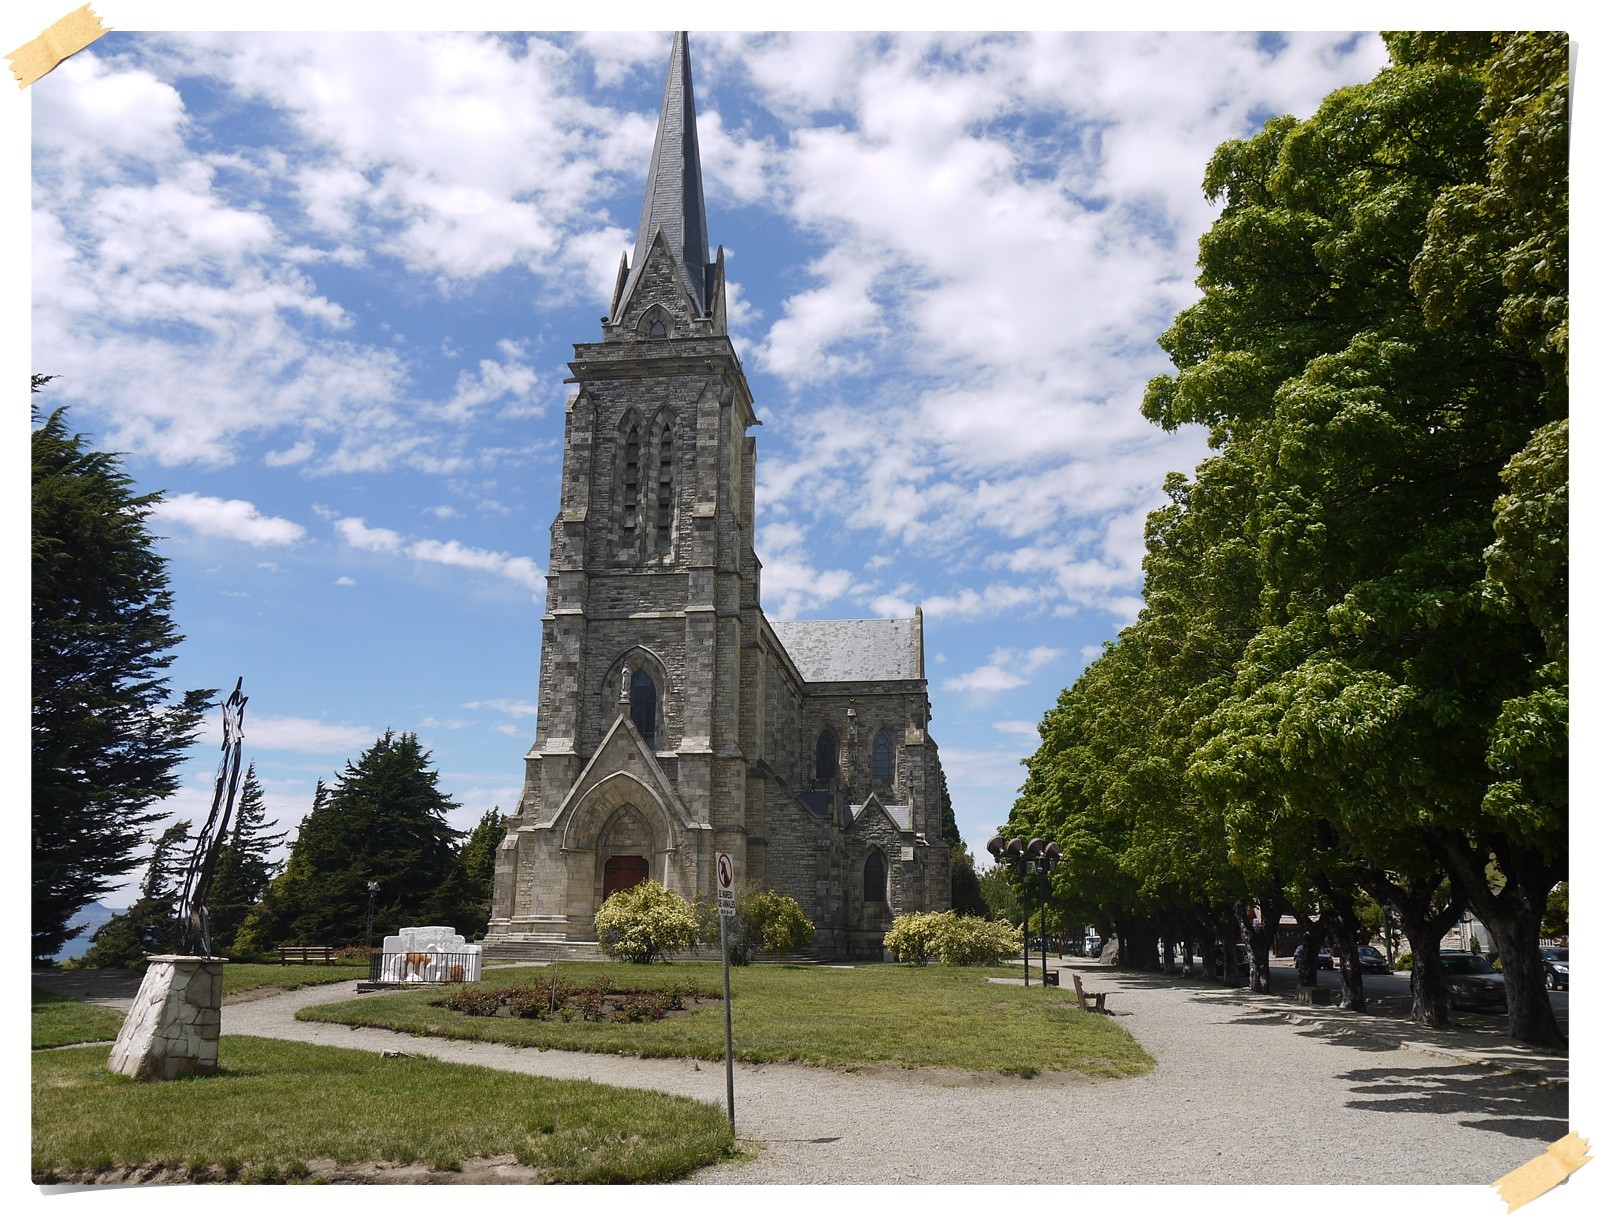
xmin=21 ymin=8 xmax=1412 ymax=903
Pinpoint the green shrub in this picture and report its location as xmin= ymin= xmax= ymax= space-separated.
xmin=885 ymin=911 xmax=1021 ymax=966
xmin=932 ymin=914 xmax=1021 ymax=966
xmin=883 ymin=911 xmax=942 ymax=964
xmin=1395 ymin=951 xmax=1414 ymax=971
xmin=594 ymin=881 xmax=699 ymax=964
xmin=737 ymin=888 xmax=815 ymax=956
xmin=691 ymin=895 xmax=751 ymax=965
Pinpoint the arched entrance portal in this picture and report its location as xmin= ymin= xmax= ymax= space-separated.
xmin=603 ymin=854 xmax=649 ymax=901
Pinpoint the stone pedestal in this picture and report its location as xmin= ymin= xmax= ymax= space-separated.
xmin=107 ymin=955 xmax=223 ymax=1081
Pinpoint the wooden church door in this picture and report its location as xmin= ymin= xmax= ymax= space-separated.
xmin=603 ymin=855 xmax=650 ymax=901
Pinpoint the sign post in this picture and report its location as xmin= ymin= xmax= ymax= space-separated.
xmin=715 ymin=850 xmax=736 ymax=1133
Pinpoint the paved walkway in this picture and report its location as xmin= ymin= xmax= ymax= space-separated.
xmin=39 ymin=961 xmax=1568 ymax=1187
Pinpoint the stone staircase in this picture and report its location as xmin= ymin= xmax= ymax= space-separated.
xmin=482 ymin=936 xmax=605 ymax=963
xmin=482 ymin=937 xmax=832 ymax=966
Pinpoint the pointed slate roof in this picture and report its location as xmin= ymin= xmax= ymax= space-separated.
xmin=623 ymin=32 xmax=711 ymax=315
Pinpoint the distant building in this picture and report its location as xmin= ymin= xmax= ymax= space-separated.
xmin=486 ymin=35 xmax=952 ymax=958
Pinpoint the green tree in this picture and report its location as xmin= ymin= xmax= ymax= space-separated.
xmin=204 ymin=764 xmax=287 ymax=955
xmin=79 ymin=821 xmax=192 ymax=968
xmin=233 ymin=732 xmax=461 ymax=948
xmin=32 ymin=387 xmax=210 ymax=963
xmin=949 ymin=843 xmax=987 ymax=917
xmin=1141 ymin=32 xmax=1565 ymax=1044
xmin=1542 ymin=882 xmax=1568 ymax=940
xmin=594 ymin=881 xmax=698 ymax=964
xmin=976 ymin=866 xmax=1021 ymax=927
xmin=432 ymin=806 xmax=508 ymax=938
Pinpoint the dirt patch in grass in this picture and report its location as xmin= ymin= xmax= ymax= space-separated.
xmin=38 ymin=1155 xmax=553 ymax=1186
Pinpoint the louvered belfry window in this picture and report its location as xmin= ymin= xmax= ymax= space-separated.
xmin=656 ymin=426 xmax=673 ymax=551
xmin=622 ymin=425 xmax=640 ymax=534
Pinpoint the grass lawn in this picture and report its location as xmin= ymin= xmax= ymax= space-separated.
xmin=300 ymin=961 xmax=1154 ymax=1077
xmin=32 ymin=1036 xmax=734 ymax=1184
xmin=32 ymin=989 xmax=127 ymax=1049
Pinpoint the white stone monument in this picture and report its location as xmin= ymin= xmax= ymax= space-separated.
xmin=378 ymin=925 xmax=482 ymax=983
xmin=107 ymin=956 xmax=223 ymax=1080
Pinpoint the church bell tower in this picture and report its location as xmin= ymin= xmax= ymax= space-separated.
xmin=491 ymin=34 xmax=762 ymax=939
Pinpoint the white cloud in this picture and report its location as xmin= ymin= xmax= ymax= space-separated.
xmin=337 ymin=516 xmax=404 ymax=553
xmin=946 ymin=645 xmax=1061 ymax=695
xmin=196 ymin=712 xmax=373 ymax=754
xmin=993 ymin=720 xmax=1040 ymax=738
xmin=154 ymin=494 xmax=306 ymax=547
xmin=756 ymin=519 xmax=856 ymax=618
xmin=737 ymin=31 xmax=1382 ymax=623
xmin=334 ymin=515 xmax=543 ymax=590
xmin=434 ymin=344 xmax=541 ymax=421
xmin=465 ymin=699 xmax=539 ymax=717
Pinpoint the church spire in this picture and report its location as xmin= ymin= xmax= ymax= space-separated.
xmin=623 ymin=32 xmax=713 ymax=317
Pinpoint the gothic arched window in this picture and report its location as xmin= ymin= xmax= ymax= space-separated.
xmin=648 ymin=319 xmax=668 ymax=339
xmin=864 ymin=852 xmax=887 ymax=903
xmin=630 ymin=669 xmax=657 ymax=745
xmin=656 ymin=425 xmax=674 ymax=552
xmin=816 ymin=729 xmax=837 ymax=783
xmin=621 ymin=425 xmax=641 ymax=536
xmin=872 ymin=730 xmax=893 ymax=781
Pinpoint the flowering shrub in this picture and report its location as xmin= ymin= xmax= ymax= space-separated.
xmin=595 ymin=881 xmax=700 ymax=963
xmin=884 ymin=911 xmax=1021 ymax=966
xmin=932 ymin=914 xmax=1022 ymax=966
xmin=883 ymin=911 xmax=941 ymax=964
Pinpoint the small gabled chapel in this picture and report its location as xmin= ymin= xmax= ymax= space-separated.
xmin=486 ymin=34 xmax=952 ymax=958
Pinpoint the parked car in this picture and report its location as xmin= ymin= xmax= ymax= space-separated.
xmin=1439 ymin=951 xmax=1508 ymax=1011
xmin=1208 ymin=943 xmax=1253 ymax=978
xmin=1541 ymin=947 xmax=1569 ymax=990
xmin=1356 ymin=945 xmax=1392 ymax=974
xmin=1293 ymin=945 xmax=1334 ymax=971
xmin=1085 ymin=936 xmax=1103 ymax=958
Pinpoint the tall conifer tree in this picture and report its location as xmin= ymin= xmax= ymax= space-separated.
xmin=32 ymin=383 xmax=209 ymax=962
xmin=205 ymin=764 xmax=287 ymax=954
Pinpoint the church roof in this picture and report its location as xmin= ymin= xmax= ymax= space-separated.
xmin=769 ymin=617 xmax=923 ymax=684
xmin=848 ymin=802 xmax=913 ymax=831
xmin=622 ymin=32 xmax=712 ymax=316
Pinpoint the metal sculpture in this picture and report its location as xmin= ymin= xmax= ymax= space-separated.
xmin=175 ymin=678 xmax=248 ymax=956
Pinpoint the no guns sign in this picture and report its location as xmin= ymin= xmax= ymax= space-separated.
xmin=716 ymin=851 xmax=736 ymax=916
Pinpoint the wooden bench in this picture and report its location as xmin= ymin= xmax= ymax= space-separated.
xmin=278 ymin=945 xmax=336 ymax=966
xmin=1073 ymin=973 xmax=1109 ymax=1014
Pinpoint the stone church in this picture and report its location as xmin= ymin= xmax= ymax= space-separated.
xmin=487 ymin=34 xmax=952 ymax=959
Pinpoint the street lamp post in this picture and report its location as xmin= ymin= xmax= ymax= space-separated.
xmin=987 ymin=834 xmax=1061 ymax=988
xmin=365 ymin=881 xmax=379 ymax=951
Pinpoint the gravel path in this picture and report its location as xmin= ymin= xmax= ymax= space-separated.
xmin=211 ymin=964 xmax=1568 ymax=1186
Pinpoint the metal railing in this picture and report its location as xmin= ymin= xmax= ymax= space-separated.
xmin=368 ymin=950 xmax=481 ymax=984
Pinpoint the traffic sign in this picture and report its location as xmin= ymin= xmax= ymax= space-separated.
xmin=716 ymin=851 xmax=735 ymax=916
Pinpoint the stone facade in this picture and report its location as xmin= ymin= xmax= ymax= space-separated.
xmin=107 ymin=955 xmax=222 ymax=1081
xmin=486 ymin=35 xmax=951 ymax=960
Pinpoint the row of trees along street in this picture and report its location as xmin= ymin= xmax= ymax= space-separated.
xmin=1001 ymin=34 xmax=1567 ymax=1046
xmin=32 ymin=375 xmax=508 ymax=966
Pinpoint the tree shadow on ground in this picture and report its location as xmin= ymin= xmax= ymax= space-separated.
xmin=1334 ymin=1062 xmax=1567 ymax=1143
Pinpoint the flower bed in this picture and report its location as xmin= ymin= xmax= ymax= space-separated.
xmin=437 ymin=976 xmax=712 ymax=1024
